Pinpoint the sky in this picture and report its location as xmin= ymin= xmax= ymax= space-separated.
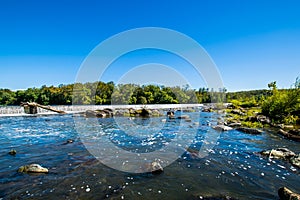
xmin=0 ymin=0 xmax=300 ymax=91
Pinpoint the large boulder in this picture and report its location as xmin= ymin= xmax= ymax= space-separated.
xmin=278 ymin=187 xmax=300 ymax=200
xmin=18 ymin=164 xmax=48 ymax=173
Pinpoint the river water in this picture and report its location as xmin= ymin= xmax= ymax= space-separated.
xmin=0 ymin=110 xmax=299 ymax=199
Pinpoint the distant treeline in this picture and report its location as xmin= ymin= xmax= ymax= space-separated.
xmin=0 ymin=81 xmax=226 ymax=105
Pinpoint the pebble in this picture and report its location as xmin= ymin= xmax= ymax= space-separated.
xmin=86 ymin=188 xmax=91 ymax=192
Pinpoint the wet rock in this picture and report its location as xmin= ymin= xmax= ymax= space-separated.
xmin=142 ymin=161 xmax=163 ymax=174
xmin=63 ymin=139 xmax=74 ymax=145
xmin=260 ymin=148 xmax=296 ymax=159
xmin=9 ymin=149 xmax=17 ymax=155
xmin=278 ymin=187 xmax=300 ymax=200
xmin=167 ymin=110 xmax=174 ymax=117
xmin=85 ymin=108 xmax=114 ymax=118
xmin=236 ymin=127 xmax=263 ymax=135
xmin=151 ymin=109 xmax=162 ymax=116
xmin=202 ymin=107 xmax=213 ymax=112
xmin=135 ymin=108 xmax=150 ymax=117
xmin=290 ymin=154 xmax=300 ymax=168
xmin=213 ymin=125 xmax=233 ymax=131
xmin=85 ymin=110 xmax=106 ymax=118
xmin=177 ymin=115 xmax=190 ymax=119
xmin=150 ymin=161 xmax=163 ymax=174
xmin=18 ymin=164 xmax=48 ymax=173
xmin=278 ymin=129 xmax=300 ymax=142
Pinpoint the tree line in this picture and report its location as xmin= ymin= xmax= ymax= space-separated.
xmin=0 ymin=81 xmax=224 ymax=106
xmin=1 ymin=78 xmax=299 ymax=124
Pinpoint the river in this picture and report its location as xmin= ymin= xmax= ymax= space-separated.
xmin=0 ymin=109 xmax=299 ymax=199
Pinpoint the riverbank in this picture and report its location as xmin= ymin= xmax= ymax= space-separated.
xmin=202 ymin=103 xmax=300 ymax=142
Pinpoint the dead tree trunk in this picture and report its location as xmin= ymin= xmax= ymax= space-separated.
xmin=20 ymin=102 xmax=66 ymax=114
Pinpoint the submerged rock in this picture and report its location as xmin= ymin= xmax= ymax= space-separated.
xmin=18 ymin=164 xmax=48 ymax=173
xmin=278 ymin=187 xmax=300 ymax=200
xmin=236 ymin=127 xmax=263 ymax=135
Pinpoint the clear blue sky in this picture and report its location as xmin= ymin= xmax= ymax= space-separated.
xmin=0 ymin=0 xmax=299 ymax=91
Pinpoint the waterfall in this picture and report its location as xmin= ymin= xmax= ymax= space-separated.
xmin=0 ymin=104 xmax=203 ymax=116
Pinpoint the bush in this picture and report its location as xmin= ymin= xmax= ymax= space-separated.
xmin=262 ymin=79 xmax=300 ymax=124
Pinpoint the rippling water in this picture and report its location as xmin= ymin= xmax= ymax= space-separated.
xmin=0 ymin=111 xmax=299 ymax=199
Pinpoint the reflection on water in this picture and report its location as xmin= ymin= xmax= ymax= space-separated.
xmin=0 ymin=112 xmax=299 ymax=199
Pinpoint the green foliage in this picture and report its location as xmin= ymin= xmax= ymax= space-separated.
xmin=0 ymin=82 xmax=225 ymax=105
xmin=241 ymin=121 xmax=263 ymax=128
xmin=262 ymin=78 xmax=300 ymax=123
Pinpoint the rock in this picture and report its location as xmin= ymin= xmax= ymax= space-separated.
xmin=151 ymin=109 xmax=162 ymax=116
xmin=231 ymin=109 xmax=245 ymax=116
xmin=167 ymin=110 xmax=174 ymax=117
xmin=142 ymin=161 xmax=163 ymax=174
xmin=278 ymin=187 xmax=300 ymax=200
xmin=63 ymin=139 xmax=74 ymax=145
xmin=102 ymin=108 xmax=114 ymax=117
xmin=85 ymin=109 xmax=114 ymax=118
xmin=236 ymin=127 xmax=263 ymax=134
xmin=247 ymin=115 xmax=271 ymax=125
xmin=9 ymin=149 xmax=17 ymax=155
xmin=227 ymin=122 xmax=242 ymax=127
xmin=18 ymin=164 xmax=48 ymax=173
xmin=290 ymin=154 xmax=300 ymax=168
xmin=202 ymin=107 xmax=212 ymax=112
xmin=284 ymin=125 xmax=294 ymax=129
xmin=177 ymin=115 xmax=190 ymax=119
xmin=213 ymin=125 xmax=233 ymax=131
xmin=150 ymin=161 xmax=163 ymax=174
xmin=289 ymin=129 xmax=300 ymax=135
xmin=278 ymin=129 xmax=300 ymax=142
xmin=135 ymin=108 xmax=150 ymax=117
xmin=260 ymin=148 xmax=296 ymax=159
